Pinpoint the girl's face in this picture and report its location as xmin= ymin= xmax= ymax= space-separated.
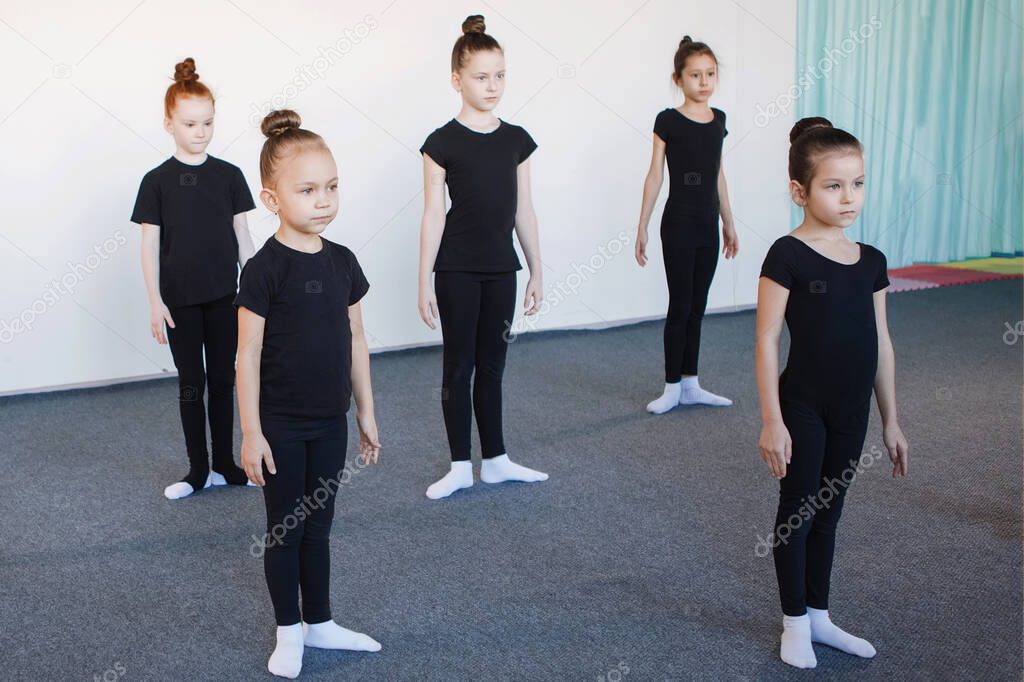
xmin=262 ymin=148 xmax=339 ymax=235
xmin=164 ymin=96 xmax=214 ymax=153
xmin=675 ymin=54 xmax=717 ymax=103
xmin=453 ymin=48 xmax=505 ymax=111
xmin=792 ymin=151 xmax=865 ymax=228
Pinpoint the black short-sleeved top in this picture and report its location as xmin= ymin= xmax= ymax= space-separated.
xmin=419 ymin=119 xmax=537 ymax=272
xmin=654 ymin=107 xmax=728 ymax=247
xmin=130 ymin=155 xmax=256 ymax=308
xmin=234 ymin=236 xmax=370 ymax=422
xmin=760 ymin=235 xmax=890 ymax=406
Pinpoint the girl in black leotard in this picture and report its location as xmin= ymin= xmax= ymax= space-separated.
xmin=634 ymin=37 xmax=740 ymax=414
xmin=756 ymin=117 xmax=909 ymax=670
xmin=131 ymin=58 xmax=257 ymax=499
xmin=418 ymin=15 xmax=549 ymax=500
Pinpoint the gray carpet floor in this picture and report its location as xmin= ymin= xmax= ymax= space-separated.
xmin=1 ymin=279 xmax=1021 ymax=681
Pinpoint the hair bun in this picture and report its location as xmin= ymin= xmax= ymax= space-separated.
xmin=680 ymin=35 xmax=693 ymax=46
xmin=789 ymin=116 xmax=833 ymax=144
xmin=462 ymin=14 xmax=486 ymax=34
xmin=261 ymin=109 xmax=302 ymax=138
xmin=173 ymin=58 xmax=198 ymax=83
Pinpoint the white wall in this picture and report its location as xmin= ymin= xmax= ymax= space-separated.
xmin=0 ymin=0 xmax=796 ymax=395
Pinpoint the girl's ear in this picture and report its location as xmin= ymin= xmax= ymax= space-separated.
xmin=789 ymin=179 xmax=807 ymax=207
xmin=450 ymin=71 xmax=461 ymax=94
xmin=163 ymin=117 xmax=173 ymax=135
xmin=259 ymin=187 xmax=279 ymax=215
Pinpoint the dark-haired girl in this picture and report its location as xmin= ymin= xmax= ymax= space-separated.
xmin=418 ymin=15 xmax=548 ymax=499
xmin=635 ymin=37 xmax=739 ymax=414
xmin=131 ymin=58 xmax=257 ymax=499
xmin=237 ymin=110 xmax=382 ymax=678
xmin=756 ymin=117 xmax=909 ymax=669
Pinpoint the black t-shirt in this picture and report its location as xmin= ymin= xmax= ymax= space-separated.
xmin=760 ymin=235 xmax=890 ymax=406
xmin=419 ymin=119 xmax=537 ymax=272
xmin=654 ymin=107 xmax=728 ymax=247
xmin=234 ymin=236 xmax=370 ymax=421
xmin=130 ymin=155 xmax=256 ymax=307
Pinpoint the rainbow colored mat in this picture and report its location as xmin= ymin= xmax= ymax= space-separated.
xmin=887 ymin=256 xmax=1024 ymax=293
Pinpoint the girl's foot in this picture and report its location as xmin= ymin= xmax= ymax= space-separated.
xmin=678 ymin=376 xmax=732 ymax=406
xmin=646 ymin=382 xmax=682 ymax=414
xmin=426 ymin=461 xmax=473 ymax=500
xmin=780 ymin=614 xmax=817 ymax=669
xmin=163 ymin=470 xmax=212 ymax=500
xmin=479 ymin=454 xmax=548 ymax=484
xmin=268 ymin=624 xmax=303 ymax=679
xmin=807 ymin=608 xmax=876 ymax=657
xmin=302 ymin=620 xmax=382 ymax=651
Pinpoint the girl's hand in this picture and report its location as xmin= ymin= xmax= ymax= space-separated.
xmin=883 ymin=422 xmax=909 ymax=477
xmin=357 ymin=411 xmax=381 ymax=464
xmin=635 ymin=230 xmax=648 ymax=266
xmin=241 ymin=431 xmax=275 ymax=486
xmin=524 ymin=276 xmax=543 ymax=316
xmin=722 ymin=222 xmax=739 ymax=259
xmin=759 ymin=420 xmax=792 ymax=480
xmin=419 ymin=282 xmax=439 ymax=329
xmin=150 ymin=301 xmax=175 ymax=344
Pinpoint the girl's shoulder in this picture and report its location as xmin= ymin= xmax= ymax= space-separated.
xmin=499 ymin=118 xmax=528 ymax=132
xmin=425 ymin=119 xmax=457 ymax=137
xmin=204 ymin=154 xmax=245 ymax=174
xmin=858 ymin=242 xmax=888 ymax=264
xmin=140 ymin=157 xmax=176 ymax=180
xmin=711 ymin=107 xmax=727 ymax=119
xmin=321 ymin=237 xmax=359 ymax=263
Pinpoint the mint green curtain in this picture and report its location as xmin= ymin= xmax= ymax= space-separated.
xmin=795 ymin=0 xmax=1022 ymax=264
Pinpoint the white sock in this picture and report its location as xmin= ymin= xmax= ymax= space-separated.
xmin=678 ymin=375 xmax=732 ymax=406
xmin=807 ymin=607 xmax=876 ymax=658
xmin=780 ymin=614 xmax=817 ymax=669
xmin=163 ymin=472 xmax=213 ymax=500
xmin=646 ymin=382 xmax=682 ymax=414
xmin=268 ymin=623 xmax=303 ymax=679
xmin=426 ymin=461 xmax=473 ymax=500
xmin=479 ymin=453 xmax=548 ymax=484
xmin=302 ymin=620 xmax=382 ymax=651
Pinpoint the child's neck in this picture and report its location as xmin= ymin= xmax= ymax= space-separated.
xmin=275 ymin=224 xmax=323 ymax=253
xmin=456 ymin=103 xmax=498 ymax=130
xmin=680 ymin=98 xmax=711 ymax=115
xmin=173 ymin=147 xmax=208 ymax=165
xmin=795 ymin=218 xmax=849 ymax=241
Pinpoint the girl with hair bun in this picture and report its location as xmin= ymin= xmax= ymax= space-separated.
xmin=236 ymin=109 xmax=382 ymax=678
xmin=635 ymin=36 xmax=739 ymax=414
xmin=756 ymin=116 xmax=909 ymax=669
xmin=130 ymin=58 xmax=257 ymax=499
xmin=417 ymin=15 xmax=548 ymax=500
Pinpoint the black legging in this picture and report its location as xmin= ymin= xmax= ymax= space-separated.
xmin=773 ymin=395 xmax=870 ymax=616
xmin=434 ymin=270 xmax=516 ymax=462
xmin=165 ymin=292 xmax=245 ymax=488
xmin=660 ymin=239 xmax=719 ymax=383
xmin=260 ymin=416 xmax=347 ymax=626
